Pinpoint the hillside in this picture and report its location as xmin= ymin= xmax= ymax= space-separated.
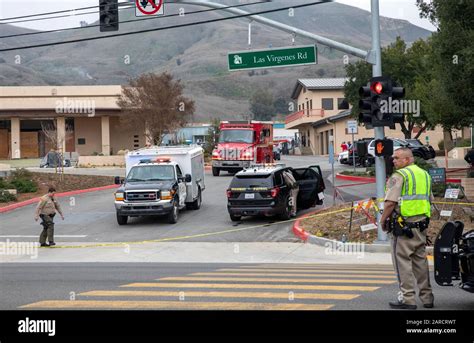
xmin=0 ymin=0 xmax=433 ymax=120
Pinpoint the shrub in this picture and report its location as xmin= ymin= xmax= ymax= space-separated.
xmin=10 ymin=168 xmax=33 ymax=180
xmin=414 ymin=157 xmax=432 ymax=171
xmin=431 ymin=182 xmax=464 ymax=199
xmin=0 ymin=190 xmax=16 ymax=202
xmin=10 ymin=179 xmax=38 ymax=193
xmin=0 ymin=177 xmax=15 ymax=189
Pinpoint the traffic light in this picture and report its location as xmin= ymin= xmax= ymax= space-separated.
xmin=358 ymin=77 xmax=406 ymax=128
xmin=100 ymin=0 xmax=119 ymax=32
xmin=358 ymin=84 xmax=373 ymax=129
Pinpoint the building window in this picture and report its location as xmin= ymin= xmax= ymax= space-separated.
xmin=337 ymin=98 xmax=349 ymax=110
xmin=322 ymin=98 xmax=334 ymax=110
xmin=77 ymin=138 xmax=86 ymax=145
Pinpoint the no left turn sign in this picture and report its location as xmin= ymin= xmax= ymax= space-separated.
xmin=135 ymin=0 xmax=164 ymax=17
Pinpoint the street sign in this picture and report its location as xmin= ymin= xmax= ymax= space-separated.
xmin=346 ymin=120 xmax=358 ymax=134
xmin=429 ymin=168 xmax=446 ymax=184
xmin=444 ymin=188 xmax=460 ymax=199
xmin=135 ymin=0 xmax=163 ymax=17
xmin=228 ymin=45 xmax=317 ymax=71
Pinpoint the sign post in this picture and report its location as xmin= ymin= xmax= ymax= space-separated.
xmin=347 ymin=120 xmax=357 ymax=173
xmin=329 ymin=135 xmax=335 ymax=205
xmin=228 ymin=45 xmax=317 ymax=71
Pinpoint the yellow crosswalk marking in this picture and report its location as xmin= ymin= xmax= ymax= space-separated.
xmin=120 ymin=282 xmax=380 ymax=291
xmin=217 ymin=268 xmax=395 ymax=274
xmin=158 ymin=277 xmax=396 ymax=284
xmin=20 ymin=300 xmax=333 ymax=310
xmin=78 ymin=290 xmax=360 ymax=300
xmin=192 ymin=272 xmax=396 ymax=279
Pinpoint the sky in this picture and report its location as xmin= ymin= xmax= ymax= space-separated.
xmin=0 ymin=0 xmax=436 ymax=32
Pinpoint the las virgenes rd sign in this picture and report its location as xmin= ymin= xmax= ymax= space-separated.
xmin=228 ymin=45 xmax=317 ymax=71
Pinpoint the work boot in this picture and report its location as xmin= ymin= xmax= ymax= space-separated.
xmin=389 ymin=300 xmax=417 ymax=310
xmin=40 ymin=243 xmax=50 ymax=247
xmin=48 ymin=242 xmax=56 ymax=246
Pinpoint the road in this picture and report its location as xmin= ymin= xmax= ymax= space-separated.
xmin=1 ymin=263 xmax=472 ymax=310
xmin=1 ymin=155 xmax=370 ymax=244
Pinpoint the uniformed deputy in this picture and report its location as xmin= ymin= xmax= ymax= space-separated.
xmin=34 ymin=187 xmax=64 ymax=247
xmin=282 ymin=169 xmax=299 ymax=217
xmin=380 ymin=148 xmax=434 ymax=310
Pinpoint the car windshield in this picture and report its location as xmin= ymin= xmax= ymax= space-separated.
xmin=219 ymin=130 xmax=254 ymax=144
xmin=230 ymin=175 xmax=273 ymax=188
xmin=127 ymin=165 xmax=175 ymax=181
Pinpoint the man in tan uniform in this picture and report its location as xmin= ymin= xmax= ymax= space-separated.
xmin=282 ymin=169 xmax=299 ymax=217
xmin=34 ymin=187 xmax=64 ymax=247
xmin=380 ymin=148 xmax=434 ymax=309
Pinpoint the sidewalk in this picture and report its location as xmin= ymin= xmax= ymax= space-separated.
xmin=0 ymin=242 xmax=393 ymax=265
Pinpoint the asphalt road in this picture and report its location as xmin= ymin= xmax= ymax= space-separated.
xmin=0 ymin=155 xmax=366 ymax=244
xmin=1 ymin=263 xmax=473 ymax=311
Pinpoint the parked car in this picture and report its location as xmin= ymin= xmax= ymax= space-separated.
xmin=226 ymin=164 xmax=325 ymax=222
xmin=404 ymin=139 xmax=436 ymax=159
xmin=349 ymin=138 xmax=374 ymax=167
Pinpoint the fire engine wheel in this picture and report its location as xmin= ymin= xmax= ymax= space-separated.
xmin=212 ymin=167 xmax=220 ymax=176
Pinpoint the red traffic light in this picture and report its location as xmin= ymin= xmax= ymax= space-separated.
xmin=371 ymin=81 xmax=383 ymax=94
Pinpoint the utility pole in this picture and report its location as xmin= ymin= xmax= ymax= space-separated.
xmin=370 ymin=0 xmax=387 ymax=242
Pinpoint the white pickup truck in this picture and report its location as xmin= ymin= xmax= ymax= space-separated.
xmin=114 ymin=146 xmax=205 ymax=225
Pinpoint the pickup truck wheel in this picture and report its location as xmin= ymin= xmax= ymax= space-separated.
xmin=230 ymin=214 xmax=241 ymax=222
xmin=116 ymin=213 xmax=128 ymax=225
xmin=168 ymin=199 xmax=179 ymax=224
xmin=191 ymin=188 xmax=202 ymax=210
xmin=212 ymin=167 xmax=220 ymax=176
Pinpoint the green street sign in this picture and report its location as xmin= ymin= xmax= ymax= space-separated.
xmin=228 ymin=45 xmax=317 ymax=71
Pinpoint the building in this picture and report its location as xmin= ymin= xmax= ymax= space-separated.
xmin=0 ymin=86 xmax=148 ymax=159
xmin=285 ymin=78 xmax=468 ymax=155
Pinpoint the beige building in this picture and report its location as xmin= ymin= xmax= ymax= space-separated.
xmin=285 ymin=78 xmax=468 ymax=155
xmin=0 ymin=86 xmax=146 ymax=159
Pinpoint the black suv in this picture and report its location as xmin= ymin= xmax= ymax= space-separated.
xmin=226 ymin=165 xmax=325 ymax=221
xmin=404 ymin=139 xmax=436 ymax=159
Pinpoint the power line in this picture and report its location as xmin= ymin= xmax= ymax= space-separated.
xmin=0 ymin=1 xmax=266 ymax=39
xmin=0 ymin=2 xmax=132 ymax=22
xmin=0 ymin=2 xmax=326 ymax=52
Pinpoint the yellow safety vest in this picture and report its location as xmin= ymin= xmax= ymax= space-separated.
xmin=395 ymin=164 xmax=431 ymax=218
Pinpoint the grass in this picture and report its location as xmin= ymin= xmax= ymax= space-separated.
xmin=0 ymin=159 xmax=40 ymax=168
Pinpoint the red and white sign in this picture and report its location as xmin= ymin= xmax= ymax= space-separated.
xmin=135 ymin=0 xmax=164 ymax=17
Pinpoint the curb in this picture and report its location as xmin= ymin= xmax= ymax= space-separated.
xmin=336 ymin=172 xmax=461 ymax=184
xmin=292 ymin=208 xmax=392 ymax=253
xmin=0 ymin=184 xmax=118 ymax=214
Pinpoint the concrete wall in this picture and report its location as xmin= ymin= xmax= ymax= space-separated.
xmin=109 ymin=116 xmax=145 ymax=155
xmin=78 ymin=155 xmax=125 ymax=167
xmin=74 ymin=117 xmax=102 ymax=156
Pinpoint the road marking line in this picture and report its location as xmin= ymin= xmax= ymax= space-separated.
xmin=191 ymin=272 xmax=396 ymax=279
xmin=253 ymin=265 xmax=394 ymax=270
xmin=78 ymin=290 xmax=360 ymax=300
xmin=217 ymin=268 xmax=395 ymax=274
xmin=120 ymin=282 xmax=380 ymax=291
xmin=19 ymin=300 xmax=333 ymax=310
xmin=157 ymin=277 xmax=396 ymax=284
xmin=0 ymin=235 xmax=88 ymax=238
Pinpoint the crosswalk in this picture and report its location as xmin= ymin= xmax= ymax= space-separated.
xmin=20 ymin=264 xmax=397 ymax=310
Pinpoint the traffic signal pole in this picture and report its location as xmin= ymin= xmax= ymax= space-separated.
xmin=371 ymin=0 xmax=388 ymax=242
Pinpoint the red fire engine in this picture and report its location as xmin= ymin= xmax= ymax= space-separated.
xmin=211 ymin=121 xmax=274 ymax=176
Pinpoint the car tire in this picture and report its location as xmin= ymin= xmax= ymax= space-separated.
xmin=116 ymin=213 xmax=128 ymax=225
xmin=168 ymin=199 xmax=179 ymax=224
xmin=230 ymin=214 xmax=241 ymax=222
xmin=280 ymin=197 xmax=292 ymax=221
xmin=212 ymin=167 xmax=220 ymax=177
xmin=189 ymin=188 xmax=202 ymax=210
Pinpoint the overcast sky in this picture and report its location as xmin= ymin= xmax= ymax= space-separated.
xmin=0 ymin=0 xmax=436 ymax=32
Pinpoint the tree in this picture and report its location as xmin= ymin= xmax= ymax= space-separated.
xmin=117 ymin=72 xmax=194 ymax=145
xmin=249 ymin=88 xmax=275 ymax=121
xmin=417 ymin=0 xmax=474 ymax=128
xmin=344 ymin=37 xmax=441 ymax=139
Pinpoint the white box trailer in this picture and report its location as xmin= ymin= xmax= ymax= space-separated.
xmin=125 ymin=145 xmax=205 ymax=203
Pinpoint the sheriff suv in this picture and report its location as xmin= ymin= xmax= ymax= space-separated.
xmin=226 ymin=164 xmax=325 ymax=222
